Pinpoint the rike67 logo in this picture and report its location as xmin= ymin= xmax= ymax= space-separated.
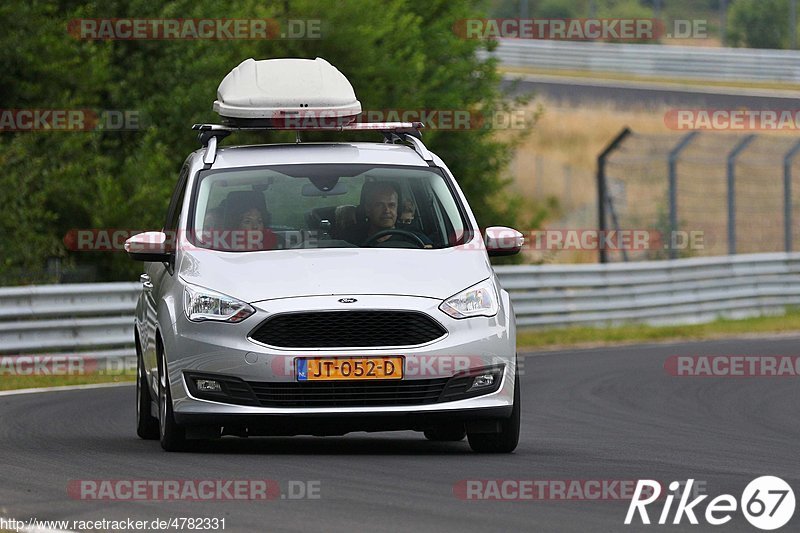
xmin=625 ymin=477 xmax=795 ymax=530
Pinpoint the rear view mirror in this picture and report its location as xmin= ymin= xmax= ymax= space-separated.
xmin=485 ymin=226 xmax=524 ymax=257
xmin=302 ymin=182 xmax=348 ymax=197
xmin=124 ymin=231 xmax=172 ymax=262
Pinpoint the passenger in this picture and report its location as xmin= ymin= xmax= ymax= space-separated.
xmin=398 ymin=199 xmax=416 ymax=226
xmin=238 ymin=207 xmax=264 ymax=231
xmin=222 ymin=194 xmax=275 ymax=250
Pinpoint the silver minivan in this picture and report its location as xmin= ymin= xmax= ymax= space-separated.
xmin=125 ymin=58 xmax=523 ymax=452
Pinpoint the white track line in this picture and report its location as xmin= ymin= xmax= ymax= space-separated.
xmin=0 ymin=381 xmax=133 ymax=397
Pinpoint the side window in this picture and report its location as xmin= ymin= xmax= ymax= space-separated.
xmin=164 ymin=166 xmax=190 ymax=252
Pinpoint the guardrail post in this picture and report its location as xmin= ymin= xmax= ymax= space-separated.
xmin=783 ymin=140 xmax=800 ymax=252
xmin=597 ymin=127 xmax=631 ymax=263
xmin=667 ymin=132 xmax=699 ymax=259
xmin=726 ymin=135 xmax=756 ymax=255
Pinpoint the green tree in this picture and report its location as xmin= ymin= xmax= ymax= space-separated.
xmin=537 ymin=0 xmax=579 ymax=18
xmin=728 ymin=0 xmax=791 ymax=49
xmin=1 ymin=0 xmax=535 ymax=284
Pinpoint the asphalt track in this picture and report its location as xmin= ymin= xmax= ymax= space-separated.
xmin=1 ymin=336 xmax=799 ymax=532
xmin=501 ymin=74 xmax=800 ymax=109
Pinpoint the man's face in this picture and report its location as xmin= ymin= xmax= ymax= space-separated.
xmin=366 ymin=189 xmax=397 ymax=230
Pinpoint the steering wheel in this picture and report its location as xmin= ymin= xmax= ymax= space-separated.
xmin=363 ymin=228 xmax=427 ymax=248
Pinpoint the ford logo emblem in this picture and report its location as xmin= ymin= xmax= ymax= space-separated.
xmin=338 ymin=298 xmax=357 ymax=304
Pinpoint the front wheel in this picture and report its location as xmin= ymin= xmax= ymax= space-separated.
xmin=467 ymin=370 xmax=520 ymax=453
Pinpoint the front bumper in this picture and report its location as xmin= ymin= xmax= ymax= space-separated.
xmin=161 ymin=293 xmax=516 ymax=427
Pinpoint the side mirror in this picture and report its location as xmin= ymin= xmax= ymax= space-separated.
xmin=124 ymin=231 xmax=172 ymax=262
xmin=485 ymin=226 xmax=524 ymax=257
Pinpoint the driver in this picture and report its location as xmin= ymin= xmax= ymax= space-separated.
xmin=362 ymin=182 xmax=432 ymax=247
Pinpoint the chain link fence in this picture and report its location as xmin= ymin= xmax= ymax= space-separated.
xmin=600 ymin=129 xmax=800 ymax=262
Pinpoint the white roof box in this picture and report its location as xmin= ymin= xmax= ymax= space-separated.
xmin=213 ymin=57 xmax=362 ymax=125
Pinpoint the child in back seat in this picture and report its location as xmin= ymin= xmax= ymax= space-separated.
xmin=398 ymin=199 xmax=417 ymax=226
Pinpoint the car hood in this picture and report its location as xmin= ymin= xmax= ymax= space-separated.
xmin=177 ymin=247 xmax=492 ymax=302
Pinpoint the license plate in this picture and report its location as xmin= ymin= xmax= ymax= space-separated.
xmin=297 ymin=357 xmax=403 ymax=381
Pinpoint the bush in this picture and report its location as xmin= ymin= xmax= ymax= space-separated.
xmin=0 ymin=0 xmax=535 ymax=284
xmin=728 ymin=0 xmax=791 ymax=49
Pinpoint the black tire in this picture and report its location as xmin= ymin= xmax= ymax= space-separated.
xmin=424 ymin=425 xmax=467 ymax=442
xmin=467 ymin=370 xmax=520 ymax=453
xmin=136 ymin=349 xmax=159 ymax=440
xmin=158 ymin=355 xmax=188 ymax=452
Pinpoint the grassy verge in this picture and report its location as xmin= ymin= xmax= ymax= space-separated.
xmin=517 ymin=311 xmax=800 ymax=351
xmin=500 ymin=65 xmax=800 ymax=92
xmin=0 ymin=373 xmax=133 ymax=392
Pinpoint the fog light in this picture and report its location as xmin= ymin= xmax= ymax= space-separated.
xmin=196 ymin=379 xmax=222 ymax=392
xmin=470 ymin=374 xmax=495 ymax=389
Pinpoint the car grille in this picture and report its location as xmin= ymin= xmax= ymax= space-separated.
xmin=248 ymin=311 xmax=447 ymax=348
xmin=246 ymin=378 xmax=450 ymax=407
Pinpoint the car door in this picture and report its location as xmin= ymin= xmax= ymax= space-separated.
xmin=142 ymin=165 xmax=189 ymax=389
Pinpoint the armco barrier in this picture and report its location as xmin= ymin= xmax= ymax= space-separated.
xmin=1 ymin=253 xmax=799 ymax=357
xmin=492 ymin=39 xmax=800 ymax=83
xmin=494 ymin=253 xmax=800 ymax=327
xmin=0 ymin=282 xmax=139 ymax=357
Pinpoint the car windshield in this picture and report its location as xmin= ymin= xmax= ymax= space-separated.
xmin=190 ymin=163 xmax=470 ymax=252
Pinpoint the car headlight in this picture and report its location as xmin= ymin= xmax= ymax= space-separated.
xmin=439 ymin=278 xmax=499 ymax=319
xmin=183 ymin=283 xmax=255 ymax=323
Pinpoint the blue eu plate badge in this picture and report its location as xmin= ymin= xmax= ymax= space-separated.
xmin=297 ymin=359 xmax=308 ymax=381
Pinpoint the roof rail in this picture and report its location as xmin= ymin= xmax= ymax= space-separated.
xmin=192 ymin=122 xmax=434 ymax=167
xmin=401 ymin=134 xmax=434 ymax=166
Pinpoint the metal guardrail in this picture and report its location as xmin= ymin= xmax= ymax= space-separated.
xmin=0 ymin=282 xmax=139 ymax=356
xmin=1 ymin=253 xmax=799 ymax=357
xmin=492 ymin=39 xmax=800 ymax=83
xmin=495 ymin=253 xmax=800 ymax=328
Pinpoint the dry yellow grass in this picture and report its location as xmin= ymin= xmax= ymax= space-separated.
xmin=510 ymin=97 xmax=670 ymax=207
xmin=507 ymin=97 xmax=800 ymax=262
